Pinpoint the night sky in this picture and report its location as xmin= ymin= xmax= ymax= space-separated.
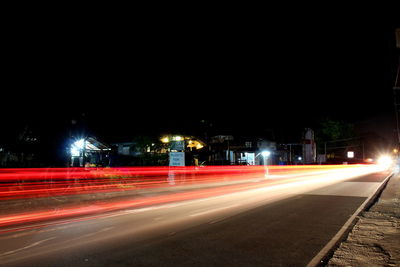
xmin=2 ymin=12 xmax=399 ymax=145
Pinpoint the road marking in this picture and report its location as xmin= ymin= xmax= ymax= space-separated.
xmin=0 ymin=237 xmax=56 ymax=257
xmin=0 ymin=224 xmax=73 ymax=240
xmin=189 ymin=204 xmax=240 ymax=217
xmin=79 ymin=226 xmax=115 ymax=238
xmin=209 ymin=217 xmax=227 ymax=224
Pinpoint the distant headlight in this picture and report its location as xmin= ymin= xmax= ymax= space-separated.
xmin=377 ymin=155 xmax=393 ymax=169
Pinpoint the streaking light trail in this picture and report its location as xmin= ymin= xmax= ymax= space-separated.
xmin=0 ymin=164 xmax=388 ymax=228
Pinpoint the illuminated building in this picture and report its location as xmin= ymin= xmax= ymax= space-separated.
xmin=69 ymin=137 xmax=111 ymax=167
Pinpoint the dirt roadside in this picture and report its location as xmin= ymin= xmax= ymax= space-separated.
xmin=327 ymin=173 xmax=400 ymax=266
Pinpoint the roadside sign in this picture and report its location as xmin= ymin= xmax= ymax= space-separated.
xmin=169 ymin=152 xmax=185 ymax=166
xmin=347 ymin=151 xmax=354 ymax=158
xmin=170 ymin=141 xmax=185 ymax=151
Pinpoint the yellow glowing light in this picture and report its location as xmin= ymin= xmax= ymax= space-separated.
xmin=173 ymin=136 xmax=183 ymax=141
xmin=187 ymin=140 xmax=204 ymax=150
xmin=161 ymin=137 xmax=170 ymax=143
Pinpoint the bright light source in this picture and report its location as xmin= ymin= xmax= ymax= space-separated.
xmin=161 ymin=137 xmax=169 ymax=143
xmin=347 ymin=151 xmax=354 ymax=158
xmin=70 ymin=147 xmax=80 ymax=157
xmin=377 ymin=155 xmax=393 ymax=169
xmin=173 ymin=136 xmax=183 ymax=141
xmin=74 ymin=139 xmax=85 ymax=149
xmin=261 ymin=151 xmax=271 ymax=157
xmin=70 ymin=139 xmax=85 ymax=156
xmin=298 ymin=156 xmax=302 ymax=161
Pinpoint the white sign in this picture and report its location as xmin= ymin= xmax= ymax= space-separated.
xmin=169 ymin=152 xmax=185 ymax=166
xmin=347 ymin=151 xmax=354 ymax=158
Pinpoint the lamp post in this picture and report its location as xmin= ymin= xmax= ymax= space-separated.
xmin=261 ymin=150 xmax=271 ymax=176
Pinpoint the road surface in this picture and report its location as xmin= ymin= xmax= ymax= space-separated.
xmin=0 ymin=167 xmax=390 ymax=266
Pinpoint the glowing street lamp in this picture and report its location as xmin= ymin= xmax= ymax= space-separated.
xmin=70 ymin=146 xmax=80 ymax=157
xmin=70 ymin=138 xmax=87 ymax=166
xmin=261 ymin=150 xmax=271 ymax=158
xmin=70 ymin=139 xmax=85 ymax=156
xmin=161 ymin=136 xmax=170 ymax=143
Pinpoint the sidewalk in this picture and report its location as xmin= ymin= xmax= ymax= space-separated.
xmin=327 ymin=173 xmax=400 ymax=266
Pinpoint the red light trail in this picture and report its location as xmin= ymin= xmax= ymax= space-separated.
xmin=0 ymin=165 xmax=367 ymax=200
xmin=0 ymin=164 xmax=384 ymax=229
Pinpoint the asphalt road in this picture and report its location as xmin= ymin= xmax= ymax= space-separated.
xmin=0 ymin=169 xmax=390 ymax=266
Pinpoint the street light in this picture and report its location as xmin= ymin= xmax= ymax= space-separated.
xmin=261 ymin=150 xmax=271 ymax=176
xmin=70 ymin=138 xmax=86 ymax=166
xmin=261 ymin=150 xmax=271 ymax=157
xmin=70 ymin=139 xmax=85 ymax=156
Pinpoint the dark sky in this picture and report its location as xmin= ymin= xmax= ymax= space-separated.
xmin=2 ymin=11 xmax=399 ymax=143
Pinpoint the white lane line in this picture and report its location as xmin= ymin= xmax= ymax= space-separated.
xmin=0 ymin=237 xmax=56 ymax=257
xmin=209 ymin=217 xmax=227 ymax=224
xmin=79 ymin=226 xmax=115 ymax=239
xmin=122 ymin=202 xmax=189 ymax=215
xmin=189 ymin=204 xmax=240 ymax=217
